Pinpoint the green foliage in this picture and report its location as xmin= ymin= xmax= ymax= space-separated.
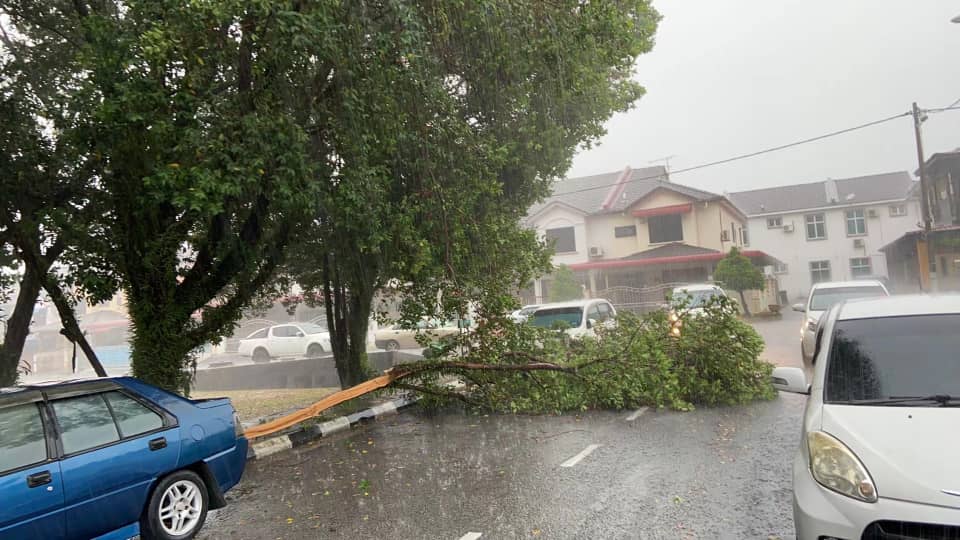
xmin=3 ymin=0 xmax=661 ymax=392
xmin=548 ymin=265 xmax=583 ymax=302
xmin=402 ymin=295 xmax=774 ymax=413
xmin=713 ymin=247 xmax=765 ymax=316
xmin=286 ymin=0 xmax=661 ymax=387
xmin=713 ymin=248 xmax=764 ymax=293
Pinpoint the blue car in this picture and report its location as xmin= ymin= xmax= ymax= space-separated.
xmin=0 ymin=377 xmax=248 ymax=540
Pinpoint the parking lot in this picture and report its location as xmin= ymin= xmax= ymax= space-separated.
xmin=201 ymin=386 xmax=806 ymax=539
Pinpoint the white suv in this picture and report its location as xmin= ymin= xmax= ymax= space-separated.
xmin=793 ymin=280 xmax=888 ymax=364
xmin=527 ymin=299 xmax=617 ymax=339
xmin=237 ymin=323 xmax=332 ymax=363
xmin=773 ymin=295 xmax=960 ymax=539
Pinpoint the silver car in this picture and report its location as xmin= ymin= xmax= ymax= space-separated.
xmin=773 ymin=295 xmax=960 ymax=539
xmin=793 ymin=280 xmax=888 ymax=365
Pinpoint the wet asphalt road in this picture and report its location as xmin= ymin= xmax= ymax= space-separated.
xmin=751 ymin=311 xmax=803 ymax=368
xmin=201 ymin=392 xmax=806 ymax=540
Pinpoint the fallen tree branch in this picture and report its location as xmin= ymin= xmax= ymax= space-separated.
xmin=392 ymin=382 xmax=478 ymax=406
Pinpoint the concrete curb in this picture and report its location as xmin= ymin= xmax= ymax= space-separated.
xmin=246 ymin=394 xmax=418 ymax=460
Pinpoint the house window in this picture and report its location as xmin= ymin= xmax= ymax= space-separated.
xmin=845 ymin=209 xmax=866 ymax=236
xmin=850 ymin=257 xmax=872 ymax=278
xmin=614 ymin=225 xmax=637 ymax=238
xmin=889 ymin=204 xmax=907 ymax=217
xmin=648 ymin=214 xmax=683 ymax=244
xmin=545 ymin=227 xmax=576 ymax=253
xmin=766 ymin=217 xmax=783 ymax=228
xmin=774 ymin=262 xmax=788 ymax=274
xmin=742 ymin=227 xmax=749 ymax=246
xmin=810 ymin=260 xmax=831 ymax=284
xmin=731 ymin=222 xmax=737 ymax=244
xmin=805 ymin=213 xmax=826 ymax=240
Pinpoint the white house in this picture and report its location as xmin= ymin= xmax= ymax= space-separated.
xmin=525 ymin=166 xmax=780 ymax=311
xmin=729 ymin=172 xmax=920 ymax=301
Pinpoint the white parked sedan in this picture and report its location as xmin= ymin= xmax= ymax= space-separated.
xmin=793 ymin=280 xmax=888 ymax=365
xmin=773 ymin=295 xmax=960 ymax=539
xmin=237 ymin=323 xmax=331 ymax=363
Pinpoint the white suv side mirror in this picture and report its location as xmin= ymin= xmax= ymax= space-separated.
xmin=771 ymin=367 xmax=809 ymax=394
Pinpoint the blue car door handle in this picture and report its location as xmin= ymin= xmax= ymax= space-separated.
xmin=27 ymin=471 xmax=52 ymax=488
xmin=148 ymin=437 xmax=167 ymax=451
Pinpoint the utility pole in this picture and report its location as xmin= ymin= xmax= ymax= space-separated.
xmin=912 ymin=102 xmax=932 ymax=232
xmin=912 ymin=102 xmax=934 ymax=292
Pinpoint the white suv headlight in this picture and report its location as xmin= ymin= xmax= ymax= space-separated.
xmin=807 ymin=431 xmax=877 ymax=503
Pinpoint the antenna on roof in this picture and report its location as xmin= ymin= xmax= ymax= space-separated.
xmin=648 ymin=155 xmax=676 ymax=182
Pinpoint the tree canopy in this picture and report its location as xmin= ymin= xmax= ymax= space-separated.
xmin=548 ymin=265 xmax=584 ymax=303
xmin=2 ymin=0 xmax=660 ymax=392
xmin=713 ymin=247 xmax=765 ymax=315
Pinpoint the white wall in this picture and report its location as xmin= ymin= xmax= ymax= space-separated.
xmin=528 ymin=204 xmax=588 ymax=266
xmin=745 ymin=200 xmax=920 ymax=301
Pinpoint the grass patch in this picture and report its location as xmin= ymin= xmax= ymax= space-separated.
xmin=192 ymin=387 xmax=339 ymax=422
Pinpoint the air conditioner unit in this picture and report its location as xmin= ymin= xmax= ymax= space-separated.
xmin=866 ymin=208 xmax=878 ymax=218
xmin=720 ymin=230 xmax=730 ymax=241
xmin=782 ymin=223 xmax=795 ymax=233
xmin=588 ymin=246 xmax=604 ymax=258
xmin=853 ymin=238 xmax=865 ymax=248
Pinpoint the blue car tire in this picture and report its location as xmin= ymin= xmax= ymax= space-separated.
xmin=141 ymin=469 xmax=209 ymax=540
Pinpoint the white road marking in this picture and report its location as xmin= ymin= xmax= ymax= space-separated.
xmin=560 ymin=444 xmax=601 ymax=467
xmin=625 ymin=407 xmax=649 ymax=421
xmin=459 ymin=533 xmax=483 ymax=540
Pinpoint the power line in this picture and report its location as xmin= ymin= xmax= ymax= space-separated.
xmin=925 ymin=104 xmax=960 ymax=114
xmin=552 ymin=111 xmax=913 ymax=197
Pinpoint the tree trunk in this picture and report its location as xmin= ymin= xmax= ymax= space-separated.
xmin=738 ymin=290 xmax=751 ymax=317
xmin=0 ymin=264 xmax=42 ymax=386
xmin=41 ymin=278 xmax=107 ymax=377
xmin=341 ymin=288 xmax=374 ymax=386
xmin=127 ymin=296 xmax=196 ymax=393
xmin=322 ymin=254 xmax=374 ymax=389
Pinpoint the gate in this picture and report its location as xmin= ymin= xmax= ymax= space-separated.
xmin=596 ymin=282 xmax=717 ymax=315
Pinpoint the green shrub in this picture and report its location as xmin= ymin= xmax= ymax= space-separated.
xmin=398 ymin=295 xmax=774 ymax=413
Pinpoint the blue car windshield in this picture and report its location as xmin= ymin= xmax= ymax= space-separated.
xmin=530 ymin=307 xmax=583 ymax=328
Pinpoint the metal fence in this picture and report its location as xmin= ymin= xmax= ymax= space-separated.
xmin=596 ymin=282 xmax=717 ymax=315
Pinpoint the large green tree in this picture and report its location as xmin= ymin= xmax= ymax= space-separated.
xmin=3 ymin=0 xmax=322 ymax=391
xmin=3 ymin=0 xmax=659 ymax=392
xmin=288 ymin=1 xmax=660 ymax=387
xmin=713 ymin=247 xmax=765 ymax=316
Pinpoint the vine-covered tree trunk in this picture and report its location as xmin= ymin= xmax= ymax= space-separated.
xmin=0 ymin=265 xmax=42 ymax=386
xmin=127 ymin=289 xmax=197 ymax=393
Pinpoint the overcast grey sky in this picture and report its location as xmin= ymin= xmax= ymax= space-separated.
xmin=569 ymin=0 xmax=960 ymax=194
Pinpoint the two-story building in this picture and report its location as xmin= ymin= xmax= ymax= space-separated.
xmin=729 ymin=171 xmax=920 ymax=301
xmin=525 ymin=166 xmax=779 ymax=308
xmin=881 ymin=148 xmax=960 ymax=292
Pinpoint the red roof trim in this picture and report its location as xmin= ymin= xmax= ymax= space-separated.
xmin=631 ymin=203 xmax=693 ymax=218
xmin=569 ymin=250 xmax=769 ymax=271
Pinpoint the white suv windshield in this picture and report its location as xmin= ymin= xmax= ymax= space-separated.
xmin=299 ymin=323 xmax=327 ymax=334
xmin=675 ymin=290 xmax=721 ymax=308
xmin=530 ymin=307 xmax=583 ymax=328
xmin=809 ymin=286 xmax=886 ymax=311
